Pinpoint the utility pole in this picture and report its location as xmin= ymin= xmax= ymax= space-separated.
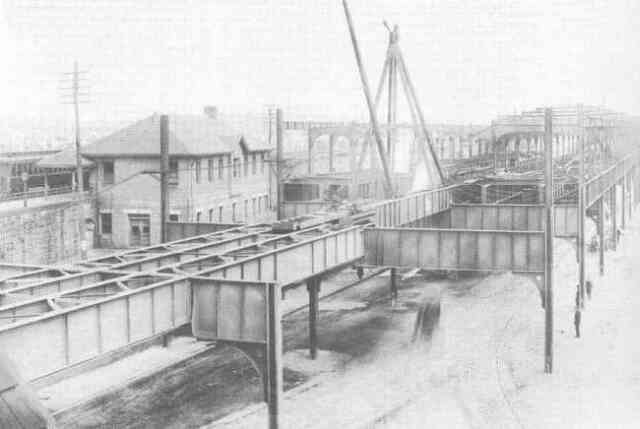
xmin=60 ymin=61 xmax=90 ymax=259
xmin=544 ymin=108 xmax=554 ymax=374
xmin=275 ymin=108 xmax=283 ymax=220
xmin=160 ymin=115 xmax=169 ymax=243
xmin=342 ymin=0 xmax=394 ymax=198
xmin=578 ymin=104 xmax=585 ymax=309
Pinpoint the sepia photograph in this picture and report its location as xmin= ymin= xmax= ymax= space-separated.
xmin=1 ymin=1 xmax=639 ymax=427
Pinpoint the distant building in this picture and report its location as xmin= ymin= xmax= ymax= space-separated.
xmin=79 ymin=112 xmax=273 ymax=248
xmin=0 ymin=150 xmax=81 ymax=199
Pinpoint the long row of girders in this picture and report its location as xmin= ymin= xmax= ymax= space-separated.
xmin=0 ymin=226 xmax=264 ymax=288
xmin=0 ymin=225 xmax=281 ymax=308
xmin=0 ymin=272 xmax=176 ymax=327
xmin=0 ymin=225 xmax=270 ymax=293
xmin=0 ymin=216 xmax=370 ymax=324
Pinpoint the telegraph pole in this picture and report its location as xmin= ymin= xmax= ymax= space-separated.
xmin=544 ymin=108 xmax=554 ymax=373
xmin=160 ymin=115 xmax=169 ymax=243
xmin=275 ymin=108 xmax=283 ymax=220
xmin=61 ymin=61 xmax=90 ymax=259
xmin=578 ymin=105 xmax=585 ymax=309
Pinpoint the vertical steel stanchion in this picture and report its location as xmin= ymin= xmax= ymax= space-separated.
xmin=267 ymin=283 xmax=282 ymax=429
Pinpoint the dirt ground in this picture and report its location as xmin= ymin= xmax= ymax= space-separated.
xmin=54 ymin=269 xmax=436 ymax=428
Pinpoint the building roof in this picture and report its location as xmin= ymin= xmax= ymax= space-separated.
xmin=36 ymin=146 xmax=94 ymax=168
xmin=80 ymin=114 xmax=271 ymax=158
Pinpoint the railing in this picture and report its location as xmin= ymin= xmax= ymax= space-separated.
xmin=365 ymin=185 xmax=457 ymax=227
xmin=193 ymin=224 xmax=364 ymax=288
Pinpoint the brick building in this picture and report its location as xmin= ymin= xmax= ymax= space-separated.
xmin=82 ymin=112 xmax=273 ymax=248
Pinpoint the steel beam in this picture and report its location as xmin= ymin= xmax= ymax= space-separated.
xmin=306 ymin=277 xmax=320 ymax=360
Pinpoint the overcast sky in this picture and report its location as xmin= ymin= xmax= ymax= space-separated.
xmin=1 ymin=0 xmax=639 ymax=126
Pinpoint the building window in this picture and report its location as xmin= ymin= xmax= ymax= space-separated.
xmin=244 ymin=156 xmax=249 ymax=177
xmin=129 ymin=214 xmax=150 ymax=247
xmin=251 ymin=154 xmax=257 ymax=175
xmin=100 ymin=213 xmax=112 ymax=234
xmin=233 ymin=158 xmax=240 ymax=178
xmin=103 ymin=161 xmax=114 ymax=185
xmin=169 ymin=159 xmax=179 ymax=185
xmin=195 ymin=160 xmax=202 ymax=183
xmin=264 ymin=195 xmax=269 ymax=210
xmin=232 ymin=202 xmax=237 ymax=222
xmin=257 ymin=195 xmax=261 ymax=213
xmin=169 ymin=214 xmax=179 ymax=222
xmin=218 ymin=205 xmax=224 ymax=223
xmin=218 ymin=158 xmax=224 ymax=179
xmin=208 ymin=208 xmax=213 ymax=222
xmin=196 ymin=211 xmax=202 ymax=223
xmin=252 ymin=197 xmax=257 ymax=218
xmin=244 ymin=199 xmax=248 ymax=221
xmin=261 ymin=153 xmax=265 ymax=174
xmin=208 ymin=159 xmax=214 ymax=182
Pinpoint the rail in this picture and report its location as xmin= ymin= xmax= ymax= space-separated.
xmin=365 ymin=185 xmax=457 ymax=227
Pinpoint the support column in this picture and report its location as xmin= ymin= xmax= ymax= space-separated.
xmin=599 ymin=197 xmax=605 ymax=276
xmin=266 ymin=283 xmax=282 ymax=429
xmin=611 ymin=185 xmax=617 ymax=251
xmin=306 ymin=278 xmax=320 ymax=360
xmin=390 ymin=267 xmax=398 ymax=303
xmin=621 ymin=178 xmax=626 ymax=230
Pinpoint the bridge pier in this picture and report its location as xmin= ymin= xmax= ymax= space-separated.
xmin=306 ymin=277 xmax=321 ymax=360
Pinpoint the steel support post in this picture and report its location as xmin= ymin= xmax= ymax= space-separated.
xmin=266 ymin=283 xmax=282 ymax=429
xmin=599 ymin=197 xmax=605 ymax=276
xmin=621 ymin=179 xmax=626 ymax=230
xmin=390 ymin=267 xmax=398 ymax=303
xmin=306 ymin=277 xmax=320 ymax=360
xmin=543 ymin=108 xmax=554 ymax=374
xmin=611 ymin=186 xmax=617 ymax=251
